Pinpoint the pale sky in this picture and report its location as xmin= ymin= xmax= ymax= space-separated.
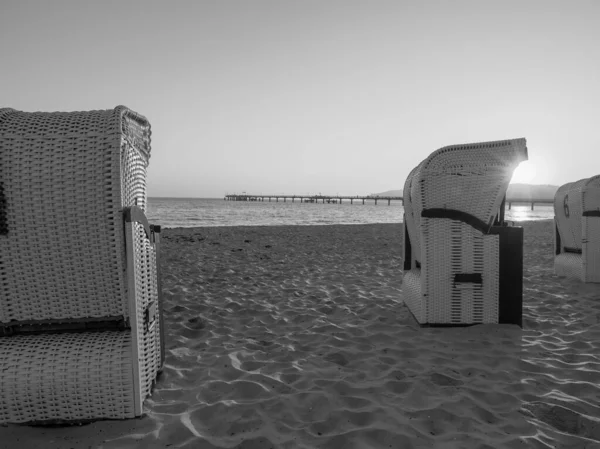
xmin=2 ymin=0 xmax=599 ymax=198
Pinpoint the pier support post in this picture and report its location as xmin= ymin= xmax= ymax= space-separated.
xmin=375 ymin=199 xmax=378 ymax=205
xmin=508 ymin=202 xmax=512 ymax=210
xmin=531 ymin=202 xmax=534 ymax=210
xmin=388 ymin=199 xmax=391 ymax=206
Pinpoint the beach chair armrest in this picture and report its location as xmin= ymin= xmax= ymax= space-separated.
xmin=123 ymin=205 xmax=165 ymax=372
xmin=124 ymin=206 xmax=157 ymax=243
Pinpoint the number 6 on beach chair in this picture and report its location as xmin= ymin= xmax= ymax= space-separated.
xmin=402 ymin=138 xmax=528 ymax=326
xmin=554 ymin=176 xmax=600 ymax=282
xmin=0 ymin=106 xmax=165 ymax=424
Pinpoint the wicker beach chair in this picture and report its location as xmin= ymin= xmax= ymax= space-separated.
xmin=0 ymin=106 xmax=165 ymax=424
xmin=402 ymin=138 xmax=528 ymax=326
xmin=554 ymin=176 xmax=600 ymax=282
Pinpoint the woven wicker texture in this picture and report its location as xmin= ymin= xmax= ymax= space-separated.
xmin=409 ymin=139 xmax=527 ymax=258
xmin=0 ymin=106 xmax=161 ymax=424
xmin=402 ymin=269 xmax=423 ymax=322
xmin=127 ymin=221 xmax=162 ymax=406
xmin=555 ymin=253 xmax=584 ymax=280
xmin=0 ymin=106 xmax=151 ymax=322
xmin=0 ymin=331 xmax=135 ymax=423
xmin=402 ymin=138 xmax=527 ymax=324
xmin=421 ymin=219 xmax=500 ymax=324
xmin=582 ymin=214 xmax=600 ymax=282
xmin=554 ymin=176 xmax=600 ymax=282
xmin=0 ymin=224 xmax=162 ymax=423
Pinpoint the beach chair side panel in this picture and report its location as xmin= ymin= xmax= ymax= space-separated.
xmin=554 ymin=182 xmax=583 ymax=280
xmin=581 ymin=182 xmax=600 ymax=282
xmin=125 ymin=218 xmax=161 ymax=415
xmin=421 ymin=218 xmax=500 ymax=324
xmin=402 ymin=166 xmax=424 ymax=321
xmin=403 ymin=165 xmax=421 ymax=271
xmin=120 ymin=110 xmax=162 ymax=414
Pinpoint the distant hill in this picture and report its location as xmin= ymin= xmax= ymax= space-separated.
xmin=506 ymin=184 xmax=558 ymax=200
xmin=370 ymin=189 xmax=402 ymax=197
xmin=370 ymin=184 xmax=558 ymax=200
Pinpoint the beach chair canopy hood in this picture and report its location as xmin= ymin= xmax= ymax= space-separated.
xmin=0 ymin=106 xmax=151 ymax=321
xmin=405 ymin=138 xmax=528 ymax=267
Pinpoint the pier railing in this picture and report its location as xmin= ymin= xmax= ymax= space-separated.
xmin=505 ymin=198 xmax=554 ymax=210
xmin=224 ymin=194 xmax=555 ymax=209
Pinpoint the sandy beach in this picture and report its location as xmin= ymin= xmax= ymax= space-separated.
xmin=1 ymin=220 xmax=599 ymax=449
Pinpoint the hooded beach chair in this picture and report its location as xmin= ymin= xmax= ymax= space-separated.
xmin=554 ymin=176 xmax=600 ymax=282
xmin=0 ymin=106 xmax=165 ymax=424
xmin=402 ymin=138 xmax=528 ymax=326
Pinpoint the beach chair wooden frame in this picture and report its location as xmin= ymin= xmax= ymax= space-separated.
xmin=0 ymin=106 xmax=165 ymax=424
xmin=554 ymin=176 xmax=600 ymax=282
xmin=402 ymin=138 xmax=528 ymax=326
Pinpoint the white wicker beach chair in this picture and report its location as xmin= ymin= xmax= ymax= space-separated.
xmin=0 ymin=106 xmax=165 ymax=424
xmin=554 ymin=176 xmax=600 ymax=282
xmin=402 ymin=138 xmax=528 ymax=326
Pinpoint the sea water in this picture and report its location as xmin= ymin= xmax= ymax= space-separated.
xmin=147 ymin=198 xmax=555 ymax=228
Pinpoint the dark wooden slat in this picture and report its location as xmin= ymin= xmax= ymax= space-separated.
xmin=0 ymin=316 xmax=128 ymax=336
xmin=490 ymin=225 xmax=523 ymax=327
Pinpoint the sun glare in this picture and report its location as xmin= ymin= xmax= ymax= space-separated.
xmin=510 ymin=161 xmax=537 ymax=184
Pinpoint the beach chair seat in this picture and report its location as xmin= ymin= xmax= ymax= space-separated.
xmin=0 ymin=106 xmax=165 ymax=424
xmin=553 ymin=176 xmax=600 ymax=282
xmin=1 ymin=331 xmax=135 ymax=422
xmin=402 ymin=138 xmax=528 ymax=326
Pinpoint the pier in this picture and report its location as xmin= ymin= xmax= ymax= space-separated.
xmin=506 ymin=198 xmax=554 ymax=210
xmin=224 ymin=194 xmax=402 ymax=205
xmin=225 ymin=194 xmax=555 ymax=210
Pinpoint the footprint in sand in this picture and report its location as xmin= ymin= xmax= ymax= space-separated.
xmin=187 ymin=316 xmax=207 ymax=330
